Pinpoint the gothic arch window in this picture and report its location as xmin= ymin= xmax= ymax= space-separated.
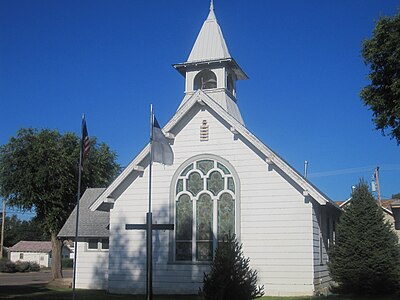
xmin=194 ymin=69 xmax=217 ymax=90
xmin=174 ymin=158 xmax=236 ymax=262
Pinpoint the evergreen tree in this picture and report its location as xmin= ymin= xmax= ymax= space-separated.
xmin=203 ymin=234 xmax=264 ymax=300
xmin=329 ymin=181 xmax=400 ymax=295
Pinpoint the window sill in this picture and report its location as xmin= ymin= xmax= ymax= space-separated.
xmin=168 ymin=261 xmax=211 ymax=265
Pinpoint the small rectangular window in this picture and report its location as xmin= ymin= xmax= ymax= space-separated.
xmin=20 ymin=253 xmax=24 ymax=259
xmin=101 ymin=238 xmax=109 ymax=250
xmin=88 ymin=239 xmax=98 ymax=250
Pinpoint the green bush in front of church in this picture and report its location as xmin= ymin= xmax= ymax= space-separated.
xmin=202 ymin=234 xmax=264 ymax=300
xmin=329 ymin=181 xmax=400 ymax=295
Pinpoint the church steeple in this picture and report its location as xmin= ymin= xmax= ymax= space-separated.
xmin=173 ymin=1 xmax=248 ymax=124
xmin=187 ymin=0 xmax=230 ymax=63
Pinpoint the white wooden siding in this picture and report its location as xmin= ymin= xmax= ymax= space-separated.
xmin=75 ymin=241 xmax=109 ymax=289
xmin=108 ymin=106 xmax=317 ymax=296
xmin=10 ymin=252 xmax=51 ymax=267
xmin=312 ymin=204 xmax=337 ymax=295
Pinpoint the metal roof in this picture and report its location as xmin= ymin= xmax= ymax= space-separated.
xmin=187 ymin=3 xmax=231 ymax=63
xmin=58 ymin=188 xmax=109 ymax=238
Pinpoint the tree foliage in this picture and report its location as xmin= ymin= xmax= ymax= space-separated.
xmin=2 ymin=215 xmax=49 ymax=247
xmin=0 ymin=128 xmax=120 ymax=278
xmin=392 ymin=192 xmax=400 ymax=199
xmin=203 ymin=234 xmax=264 ymax=300
xmin=329 ymin=181 xmax=400 ymax=295
xmin=360 ymin=11 xmax=400 ymax=144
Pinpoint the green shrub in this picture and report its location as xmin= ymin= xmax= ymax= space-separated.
xmin=15 ymin=261 xmax=30 ymax=272
xmin=0 ymin=258 xmax=16 ymax=273
xmin=203 ymin=234 xmax=264 ymax=300
xmin=28 ymin=262 xmax=40 ymax=272
xmin=62 ymin=258 xmax=73 ymax=268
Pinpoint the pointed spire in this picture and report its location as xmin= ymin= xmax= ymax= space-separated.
xmin=187 ymin=1 xmax=230 ymax=62
xmin=207 ymin=0 xmax=216 ymax=20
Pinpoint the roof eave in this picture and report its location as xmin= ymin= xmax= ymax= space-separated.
xmin=92 ymin=90 xmax=335 ymax=211
xmin=173 ymin=57 xmax=248 ymax=80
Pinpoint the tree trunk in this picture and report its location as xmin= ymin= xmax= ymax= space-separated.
xmin=51 ymin=231 xmax=63 ymax=280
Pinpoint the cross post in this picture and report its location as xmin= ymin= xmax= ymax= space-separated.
xmin=125 ymin=213 xmax=174 ymax=300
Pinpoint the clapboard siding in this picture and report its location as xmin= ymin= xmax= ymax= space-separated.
xmin=107 ymin=107 xmax=317 ymax=296
xmin=75 ymin=241 xmax=108 ymax=289
xmin=312 ymin=203 xmax=337 ymax=295
xmin=10 ymin=252 xmax=51 ymax=268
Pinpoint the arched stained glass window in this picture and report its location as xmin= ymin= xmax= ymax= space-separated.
xmin=176 ymin=194 xmax=193 ymax=261
xmin=187 ymin=172 xmax=203 ymax=196
xmin=207 ymin=171 xmax=224 ymax=195
xmin=175 ymin=159 xmax=236 ymax=262
xmin=218 ymin=193 xmax=235 ymax=240
xmin=196 ymin=194 xmax=213 ymax=261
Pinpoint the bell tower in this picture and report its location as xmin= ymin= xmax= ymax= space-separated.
xmin=173 ymin=1 xmax=248 ymax=124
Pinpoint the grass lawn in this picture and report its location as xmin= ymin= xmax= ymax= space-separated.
xmin=1 ymin=286 xmax=399 ymax=300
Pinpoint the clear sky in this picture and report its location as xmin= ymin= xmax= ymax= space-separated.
xmin=1 ymin=0 xmax=399 ymax=219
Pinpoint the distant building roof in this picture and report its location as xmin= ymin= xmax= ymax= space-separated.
xmin=392 ymin=199 xmax=400 ymax=208
xmin=9 ymin=241 xmax=52 ymax=253
xmin=58 ymin=188 xmax=109 ymax=238
xmin=337 ymin=198 xmax=399 ymax=215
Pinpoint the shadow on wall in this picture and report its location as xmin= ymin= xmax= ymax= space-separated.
xmin=91 ymin=201 xmax=209 ymax=294
xmin=90 ymin=215 xmax=146 ymax=293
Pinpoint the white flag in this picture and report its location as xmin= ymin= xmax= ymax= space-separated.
xmin=152 ymin=116 xmax=174 ymax=165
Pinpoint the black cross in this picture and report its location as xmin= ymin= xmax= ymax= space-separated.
xmin=125 ymin=212 xmax=174 ymax=300
xmin=125 ymin=223 xmax=174 ymax=230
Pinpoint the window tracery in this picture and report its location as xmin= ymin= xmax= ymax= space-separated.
xmin=175 ymin=159 xmax=236 ymax=261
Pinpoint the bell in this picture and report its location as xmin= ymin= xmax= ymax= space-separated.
xmin=202 ymin=78 xmax=217 ymax=89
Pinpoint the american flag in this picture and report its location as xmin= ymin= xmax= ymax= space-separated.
xmin=81 ymin=115 xmax=90 ymax=168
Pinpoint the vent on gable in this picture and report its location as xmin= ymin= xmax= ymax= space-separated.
xmin=200 ymin=120 xmax=209 ymax=141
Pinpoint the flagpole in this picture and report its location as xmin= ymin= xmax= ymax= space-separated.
xmin=147 ymin=104 xmax=154 ymax=300
xmin=72 ymin=114 xmax=85 ymax=300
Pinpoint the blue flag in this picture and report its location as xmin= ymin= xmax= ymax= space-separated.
xmin=152 ymin=116 xmax=173 ymax=165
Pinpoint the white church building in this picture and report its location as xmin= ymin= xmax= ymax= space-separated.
xmin=59 ymin=3 xmax=341 ymax=296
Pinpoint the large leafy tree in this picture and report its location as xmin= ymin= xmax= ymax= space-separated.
xmin=0 ymin=128 xmax=120 ymax=279
xmin=3 ymin=215 xmax=49 ymax=247
xmin=329 ymin=181 xmax=400 ymax=295
xmin=360 ymin=11 xmax=400 ymax=144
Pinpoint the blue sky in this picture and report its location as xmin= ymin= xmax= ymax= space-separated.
xmin=1 ymin=0 xmax=399 ymax=219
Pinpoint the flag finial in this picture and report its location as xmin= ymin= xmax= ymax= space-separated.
xmin=210 ymin=0 xmax=214 ymax=12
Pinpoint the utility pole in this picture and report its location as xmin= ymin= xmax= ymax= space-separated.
xmin=0 ymin=200 xmax=5 ymax=257
xmin=374 ymin=167 xmax=382 ymax=206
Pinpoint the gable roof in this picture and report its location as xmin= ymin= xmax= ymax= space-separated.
xmin=9 ymin=241 xmax=52 ymax=253
xmin=339 ymin=197 xmax=397 ymax=215
xmin=58 ymin=188 xmax=109 ymax=238
xmin=90 ymin=90 xmax=338 ymax=211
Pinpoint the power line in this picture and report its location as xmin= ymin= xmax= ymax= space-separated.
xmin=308 ymin=164 xmax=400 ymax=178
